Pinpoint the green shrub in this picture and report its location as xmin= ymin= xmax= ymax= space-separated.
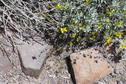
xmin=51 ymin=0 xmax=126 ymax=49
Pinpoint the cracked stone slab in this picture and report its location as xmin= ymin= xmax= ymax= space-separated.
xmin=70 ymin=47 xmax=113 ymax=84
xmin=17 ymin=40 xmax=52 ymax=78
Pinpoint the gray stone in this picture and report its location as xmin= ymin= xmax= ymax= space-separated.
xmin=117 ymin=81 xmax=123 ymax=84
xmin=17 ymin=40 xmax=52 ymax=78
xmin=0 ymin=48 xmax=12 ymax=74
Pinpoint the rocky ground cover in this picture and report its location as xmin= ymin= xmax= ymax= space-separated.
xmin=0 ymin=0 xmax=126 ymax=84
xmin=0 ymin=30 xmax=125 ymax=84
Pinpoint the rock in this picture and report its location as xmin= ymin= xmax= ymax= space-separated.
xmin=70 ymin=47 xmax=113 ymax=84
xmin=117 ymin=81 xmax=123 ymax=84
xmin=0 ymin=35 xmax=12 ymax=74
xmin=110 ymin=81 xmax=117 ymax=84
xmin=17 ymin=40 xmax=52 ymax=78
xmin=98 ymin=82 xmax=106 ymax=84
xmin=0 ymin=48 xmax=12 ymax=74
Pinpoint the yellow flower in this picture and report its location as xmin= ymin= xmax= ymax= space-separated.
xmin=106 ymin=9 xmax=115 ymax=15
xmin=114 ymin=32 xmax=123 ymax=37
xmin=104 ymin=38 xmax=111 ymax=44
xmin=89 ymin=37 xmax=93 ymax=40
xmin=68 ymin=42 xmax=74 ymax=45
xmin=106 ymin=36 xmax=111 ymax=39
xmin=120 ymin=45 xmax=126 ymax=49
xmin=55 ymin=4 xmax=62 ymax=9
xmin=78 ymin=23 xmax=83 ymax=27
xmin=119 ymin=20 xmax=123 ymax=25
xmin=98 ymin=23 xmax=102 ymax=28
xmin=104 ymin=36 xmax=113 ymax=44
xmin=84 ymin=0 xmax=89 ymax=5
xmin=111 ymin=9 xmax=115 ymax=13
xmin=86 ymin=0 xmax=89 ymax=2
xmin=72 ymin=33 xmax=76 ymax=38
xmin=60 ymin=27 xmax=67 ymax=33
xmin=105 ymin=18 xmax=110 ymax=22
xmin=92 ymin=32 xmax=95 ymax=34
xmin=76 ymin=36 xmax=81 ymax=42
xmin=107 ymin=5 xmax=110 ymax=8
xmin=89 ymin=36 xmax=95 ymax=40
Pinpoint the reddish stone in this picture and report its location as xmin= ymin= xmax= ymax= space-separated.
xmin=70 ymin=47 xmax=113 ymax=84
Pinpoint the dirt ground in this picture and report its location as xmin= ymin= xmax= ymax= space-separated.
xmin=0 ymin=42 xmax=125 ymax=84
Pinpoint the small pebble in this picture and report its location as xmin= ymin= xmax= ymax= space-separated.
xmin=98 ymin=81 xmax=106 ymax=84
xmin=117 ymin=81 xmax=123 ymax=84
xmin=114 ymin=69 xmax=118 ymax=74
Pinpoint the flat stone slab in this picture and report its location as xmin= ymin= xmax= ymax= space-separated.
xmin=0 ymin=35 xmax=12 ymax=74
xmin=17 ymin=40 xmax=52 ymax=78
xmin=0 ymin=48 xmax=12 ymax=74
xmin=70 ymin=47 xmax=113 ymax=84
